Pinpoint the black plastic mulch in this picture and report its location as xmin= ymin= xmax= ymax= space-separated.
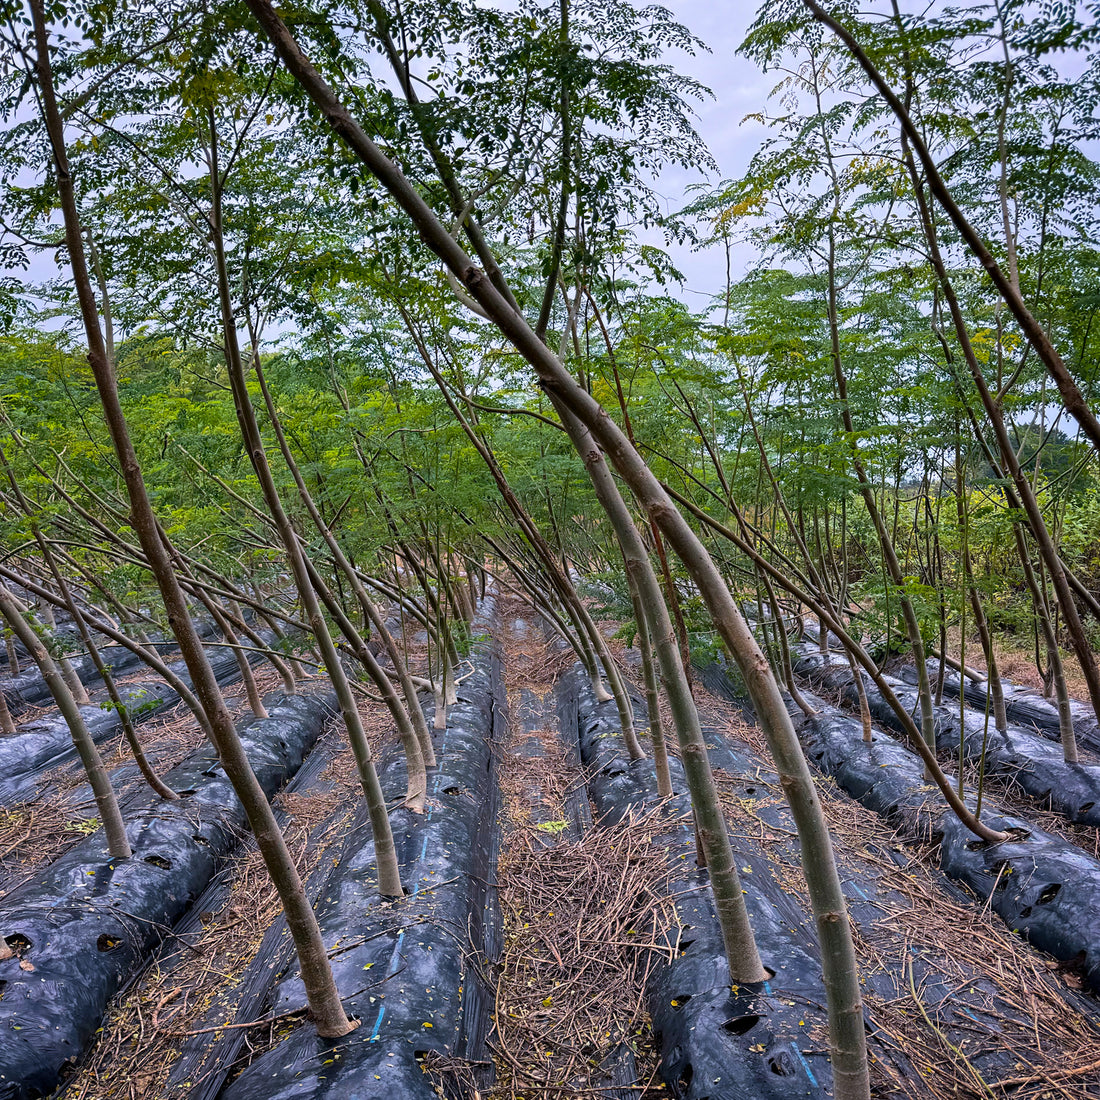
xmin=794 ymin=646 xmax=1100 ymax=828
xmin=901 ymin=658 xmax=1100 ymax=757
xmin=0 ymin=619 xmax=223 ymax=715
xmin=0 ymin=689 xmax=337 ymax=1100
xmin=0 ymin=637 xmax=273 ymax=806
xmin=794 ymin=676 xmax=1100 ymax=995
xmin=218 ymin=611 xmax=504 ymax=1100
xmin=560 ymin=664 xmax=843 ymax=1100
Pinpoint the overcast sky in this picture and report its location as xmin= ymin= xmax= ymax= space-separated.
xmin=646 ymin=0 xmax=773 ymax=305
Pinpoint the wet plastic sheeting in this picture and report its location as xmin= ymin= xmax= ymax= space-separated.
xmin=0 ymin=691 xmax=335 ymax=1100
xmin=221 ymin=621 xmax=503 ymax=1100
xmin=793 ymin=644 xmax=1100 ymax=828
xmin=562 ymin=665 xmax=833 ymax=1100
xmin=0 ymin=639 xmax=268 ymax=806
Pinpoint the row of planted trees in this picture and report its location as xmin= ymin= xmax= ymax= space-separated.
xmin=2 ymin=0 xmax=1100 ymax=1096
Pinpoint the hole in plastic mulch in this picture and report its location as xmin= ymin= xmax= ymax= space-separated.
xmin=967 ymin=827 xmax=1030 ymax=851
xmin=1038 ymin=883 xmax=1062 ymax=905
xmin=4 ymin=933 xmax=31 ymax=955
xmin=670 ymin=993 xmax=692 ymax=1010
xmin=766 ymin=1049 xmax=797 ymax=1076
xmin=722 ymin=1013 xmax=762 ymax=1036
xmin=96 ymin=934 xmax=122 ymax=952
xmin=144 ymin=855 xmax=172 ymax=870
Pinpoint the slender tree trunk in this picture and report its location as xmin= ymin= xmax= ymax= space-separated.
xmin=0 ymin=562 xmax=216 ymax=743
xmin=668 ymin=485 xmax=1010 ymax=844
xmin=556 ymin=403 xmax=673 ymax=794
xmin=408 ymin=329 xmax=644 ymax=756
xmin=0 ymin=684 xmax=14 ymax=735
xmin=553 ymin=404 xmax=772 ymax=978
xmin=902 ymin=140 xmax=1083 ymax=760
xmin=0 ymin=583 xmax=132 ymax=857
xmin=205 ymin=129 xmax=408 ymax=879
xmin=237 ymin=13 xmax=871 ymax=1091
xmin=27 ymin=5 xmax=354 ymax=1036
xmin=298 ymin=553 xmax=428 ymax=812
xmin=826 ymin=233 xmax=937 ymax=765
xmin=953 ymin=442 xmax=1008 ymax=733
xmin=204 ymin=596 xmax=269 ymax=719
xmin=631 ymin=581 xmax=671 ymax=793
xmin=230 ymin=599 xmax=297 ymax=694
xmin=32 ymin=594 xmax=91 ymax=704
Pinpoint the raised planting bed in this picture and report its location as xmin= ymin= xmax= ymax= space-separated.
xmin=562 ymin=664 xmax=846 ymax=1099
xmin=0 ymin=688 xmax=337 ymax=1100
xmin=217 ymin=614 xmax=504 ymax=1100
xmin=0 ymin=637 xmax=269 ymax=806
xmin=797 ymin=688 xmax=1100 ymax=993
xmin=0 ymin=618 xmax=224 ymax=715
xmin=692 ymin=658 xmax=1100 ymax=1094
xmin=793 ymin=645 xmax=1100 ymax=828
xmin=900 ymin=658 xmax=1100 ymax=757
xmin=67 ymin=712 xmax=376 ymax=1100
